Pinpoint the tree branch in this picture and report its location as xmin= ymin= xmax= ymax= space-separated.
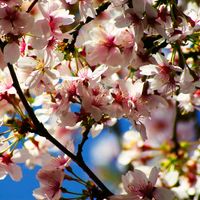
xmin=7 ymin=63 xmax=113 ymax=198
xmin=77 ymin=127 xmax=90 ymax=158
xmin=172 ymin=101 xmax=180 ymax=154
xmin=26 ymin=0 xmax=39 ymax=13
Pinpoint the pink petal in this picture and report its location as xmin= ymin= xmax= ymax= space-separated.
xmin=4 ymin=43 xmax=20 ymax=64
xmin=0 ymin=164 xmax=7 ymax=180
xmin=122 ymin=169 xmax=148 ymax=193
xmin=37 ymin=168 xmax=64 ymax=187
xmin=149 ymin=167 xmax=159 ymax=186
xmin=154 ymin=187 xmax=175 ymax=200
xmin=7 ymin=163 xmax=22 ymax=181
xmin=135 ymin=122 xmax=147 ymax=141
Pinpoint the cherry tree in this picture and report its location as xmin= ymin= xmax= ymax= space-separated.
xmin=0 ymin=0 xmax=200 ymax=199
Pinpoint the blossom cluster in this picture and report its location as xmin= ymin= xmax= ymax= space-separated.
xmin=0 ymin=0 xmax=199 ymax=199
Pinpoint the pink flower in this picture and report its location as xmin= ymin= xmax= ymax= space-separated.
xmin=109 ymin=79 xmax=167 ymax=140
xmin=76 ymin=22 xmax=134 ymax=66
xmin=33 ymin=168 xmax=64 ymax=200
xmin=65 ymin=65 xmax=108 ymax=82
xmin=140 ymin=53 xmax=182 ymax=93
xmin=38 ymin=1 xmax=74 ymax=39
xmin=42 ymin=154 xmax=71 ymax=171
xmin=16 ymin=50 xmax=60 ymax=94
xmin=78 ymin=80 xmax=111 ymax=121
xmin=0 ymin=146 xmax=28 ymax=182
xmin=110 ymin=167 xmax=175 ymax=200
xmin=30 ymin=1 xmax=74 ymax=50
xmin=0 ymin=153 xmax=22 ymax=181
xmin=0 ymin=6 xmax=33 ymax=35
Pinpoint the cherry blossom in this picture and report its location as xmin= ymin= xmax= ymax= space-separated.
xmin=140 ymin=53 xmax=182 ymax=93
xmin=76 ymin=21 xmax=134 ymax=66
xmin=0 ymin=143 xmax=29 ymax=182
xmin=33 ymin=168 xmax=64 ymax=200
xmin=110 ymin=167 xmax=175 ymax=200
xmin=0 ymin=6 xmax=33 ymax=35
xmin=16 ymin=50 xmax=60 ymax=94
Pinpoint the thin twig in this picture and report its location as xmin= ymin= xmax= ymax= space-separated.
xmin=172 ymin=101 xmax=180 ymax=154
xmin=26 ymin=0 xmax=39 ymax=13
xmin=77 ymin=127 xmax=90 ymax=158
xmin=7 ymin=63 xmax=113 ymax=198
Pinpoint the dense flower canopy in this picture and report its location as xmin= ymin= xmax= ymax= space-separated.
xmin=0 ymin=0 xmax=200 ymax=199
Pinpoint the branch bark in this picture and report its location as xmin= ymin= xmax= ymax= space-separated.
xmin=26 ymin=0 xmax=39 ymax=13
xmin=77 ymin=127 xmax=90 ymax=158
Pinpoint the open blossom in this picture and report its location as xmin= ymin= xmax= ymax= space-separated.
xmin=33 ymin=168 xmax=64 ymax=200
xmin=65 ymin=64 xmax=108 ymax=82
xmin=0 ymin=6 xmax=33 ymax=35
xmin=23 ymin=134 xmax=53 ymax=169
xmin=110 ymin=167 xmax=175 ymax=200
xmin=78 ymin=80 xmax=111 ymax=121
xmin=140 ymin=53 xmax=182 ymax=93
xmin=76 ymin=21 xmax=134 ymax=66
xmin=0 ymin=141 xmax=29 ymax=182
xmin=38 ymin=1 xmax=74 ymax=38
xmin=42 ymin=154 xmax=71 ymax=171
xmin=30 ymin=1 xmax=74 ymax=50
xmin=0 ymin=153 xmax=22 ymax=181
xmin=0 ymin=6 xmax=33 ymax=64
xmin=0 ymin=68 xmax=16 ymax=115
xmin=16 ymin=50 xmax=60 ymax=93
xmin=109 ymin=79 xmax=167 ymax=140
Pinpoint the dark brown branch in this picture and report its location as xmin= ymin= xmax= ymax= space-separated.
xmin=77 ymin=127 xmax=90 ymax=158
xmin=172 ymin=101 xmax=180 ymax=154
xmin=26 ymin=0 xmax=39 ymax=13
xmin=8 ymin=63 xmax=113 ymax=198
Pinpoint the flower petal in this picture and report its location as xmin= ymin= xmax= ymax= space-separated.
xmin=4 ymin=43 xmax=20 ymax=64
xmin=149 ymin=167 xmax=159 ymax=186
xmin=7 ymin=163 xmax=22 ymax=181
xmin=154 ymin=187 xmax=175 ymax=200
